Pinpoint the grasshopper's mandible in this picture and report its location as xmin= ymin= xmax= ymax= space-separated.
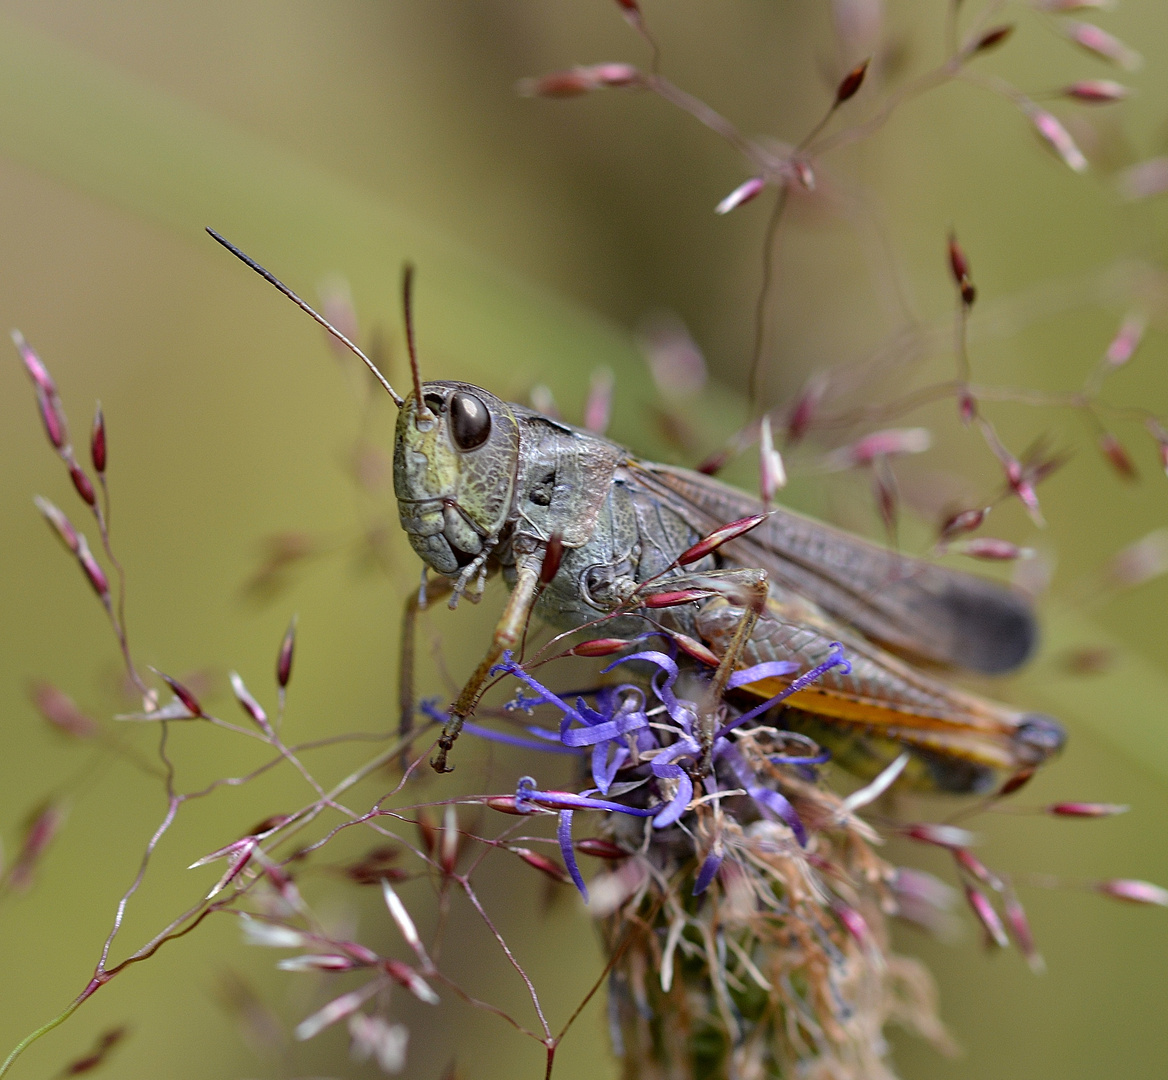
xmin=210 ymin=230 xmax=1066 ymax=793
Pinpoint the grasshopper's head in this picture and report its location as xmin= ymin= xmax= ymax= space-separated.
xmin=393 ymin=381 xmax=521 ymax=576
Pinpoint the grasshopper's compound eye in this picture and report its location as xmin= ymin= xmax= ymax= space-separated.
xmin=449 ymin=391 xmax=491 ymax=451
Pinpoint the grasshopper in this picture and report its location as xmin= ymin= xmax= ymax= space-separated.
xmin=209 ymin=229 xmax=1065 ymax=794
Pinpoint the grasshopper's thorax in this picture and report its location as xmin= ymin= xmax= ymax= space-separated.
xmin=393 ymin=381 xmax=520 ymax=577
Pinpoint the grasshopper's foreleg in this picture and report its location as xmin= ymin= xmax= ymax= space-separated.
xmin=399 ymin=571 xmax=456 ymax=757
xmin=431 ymin=551 xmax=544 ymax=773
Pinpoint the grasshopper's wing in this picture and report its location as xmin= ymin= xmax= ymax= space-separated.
xmin=629 ymin=460 xmax=1036 ymax=675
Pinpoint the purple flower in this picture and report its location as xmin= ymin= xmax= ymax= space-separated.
xmin=433 ymin=646 xmax=848 ymax=898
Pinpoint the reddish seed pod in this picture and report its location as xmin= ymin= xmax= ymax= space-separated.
xmin=415 ymin=807 xmax=438 ymax=854
xmin=696 ymin=447 xmax=732 ymax=476
xmin=947 ymin=233 xmax=974 ymax=303
xmin=70 ymin=465 xmax=96 ymax=507
xmin=954 ymin=848 xmax=1002 ymax=891
xmin=276 ymin=616 xmax=296 ymax=689
xmin=511 ymin=846 xmax=570 ymax=884
xmin=1004 ymin=894 xmax=1044 ymax=972
xmin=539 ymin=532 xmax=564 ymax=586
xmin=36 ymin=389 xmax=67 ymax=450
xmin=570 ymin=638 xmax=630 ymax=658
xmin=642 ymin=588 xmax=715 ymax=609
xmin=785 ymin=375 xmax=826 ymax=445
xmin=714 ymin=176 xmax=766 ymax=215
xmin=90 ymin=405 xmax=106 ymax=474
xmin=76 ymin=536 xmax=110 ymax=601
xmin=575 ymin=837 xmax=629 ymax=860
xmin=964 ymin=884 xmax=1009 ymax=948
xmin=1096 ymin=879 xmax=1168 ymax=906
xmin=671 ymin=632 xmax=720 ymax=667
xmin=13 ymin=330 xmax=57 ymax=395
xmin=522 ymin=69 xmax=596 ymax=98
xmin=958 ymin=390 xmax=977 ymax=425
xmin=949 ymin=538 xmax=1032 ymax=561
xmin=1066 ymin=79 xmax=1131 ymax=104
xmin=158 ymin=671 xmax=203 ymax=717
xmin=30 ymin=681 xmax=98 ymax=740
xmin=484 ymin=795 xmax=530 ymax=815
xmin=904 ymin=822 xmax=976 ymax=849
xmin=1098 ymin=432 xmax=1138 ymax=481
xmin=1048 ymin=801 xmax=1129 ymax=818
xmin=939 ymin=505 xmax=989 ymax=539
xmin=679 ymin=513 xmax=769 ymax=567
xmin=835 ymin=59 xmax=869 ymax=104
xmin=230 ymin=672 xmax=271 ymax=734
xmin=833 ymin=902 xmax=873 ymax=948
xmin=971 ymin=24 xmax=1014 ymax=54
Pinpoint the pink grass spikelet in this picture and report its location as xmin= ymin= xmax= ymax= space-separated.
xmin=30 ymin=681 xmax=98 ymax=740
xmin=678 ymin=512 xmax=769 ymax=566
xmin=12 ymin=329 xmax=57 ymax=395
xmin=1064 ymin=21 xmax=1142 ymax=71
xmin=827 ymin=426 xmax=931 ymax=469
xmin=1098 ymin=432 xmax=1137 ymax=481
xmin=90 ymin=404 xmax=106 ymax=473
xmin=1028 ymin=107 xmax=1088 ymax=172
xmin=714 ymin=176 xmax=766 ymax=215
xmin=758 ymin=415 xmax=786 ymax=500
xmin=1034 ymin=0 xmax=1117 ymax=10
xmin=1105 ymin=313 xmax=1146 ymax=367
xmin=34 ymin=495 xmax=80 ymax=553
xmin=276 ymin=616 xmax=296 ymax=689
xmin=36 ymin=389 xmax=67 ymax=450
xmin=349 ymin=1015 xmax=409 ymax=1074
xmin=584 ymin=367 xmax=614 ymax=435
xmin=75 ymin=535 xmax=110 ymax=603
xmin=156 ymin=670 xmax=204 ymax=718
xmin=948 ymin=538 xmax=1034 ymax=561
xmin=905 ymin=822 xmax=978 ymax=850
xmin=69 ymin=464 xmax=96 ymax=507
xmin=1096 ymin=879 xmax=1168 ymax=907
xmin=7 ymin=800 xmax=68 ymax=892
xmin=964 ymin=884 xmax=1009 ymax=948
xmin=940 ymin=505 xmax=989 ymax=539
xmin=385 ymin=959 xmax=440 ymax=1004
xmin=295 ymin=986 xmax=382 ymax=1042
xmin=970 ymin=24 xmax=1015 ymax=55
xmin=229 ymin=672 xmax=271 ymax=734
xmin=1049 ymin=802 xmax=1129 ymax=818
xmin=834 ymin=58 xmax=869 ymax=103
xmin=1104 ymin=528 xmax=1168 ymax=590
xmin=1004 ymin=895 xmax=1045 ymax=973
xmin=1118 ymin=157 xmax=1168 ymax=201
xmin=1065 ymin=79 xmax=1130 ymax=104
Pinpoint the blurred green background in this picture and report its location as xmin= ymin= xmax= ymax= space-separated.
xmin=1 ymin=1 xmax=1168 ymax=1077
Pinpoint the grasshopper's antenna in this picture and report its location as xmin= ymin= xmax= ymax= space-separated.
xmin=206 ymin=227 xmax=405 ymax=408
xmin=401 ymin=263 xmax=433 ymax=424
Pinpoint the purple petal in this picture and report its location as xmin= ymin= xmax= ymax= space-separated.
xmin=715 ymin=643 xmax=850 ymax=739
xmin=557 ymin=811 xmax=588 ymax=899
xmin=749 ymin=786 xmax=807 ymax=847
xmin=693 ymin=850 xmax=724 ymax=895
xmin=592 ymin=742 xmax=629 ymax=794
xmin=462 ymin=720 xmax=583 ymax=755
xmin=652 ymin=771 xmax=693 ymax=829
xmin=727 ymin=660 xmax=800 ymax=689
